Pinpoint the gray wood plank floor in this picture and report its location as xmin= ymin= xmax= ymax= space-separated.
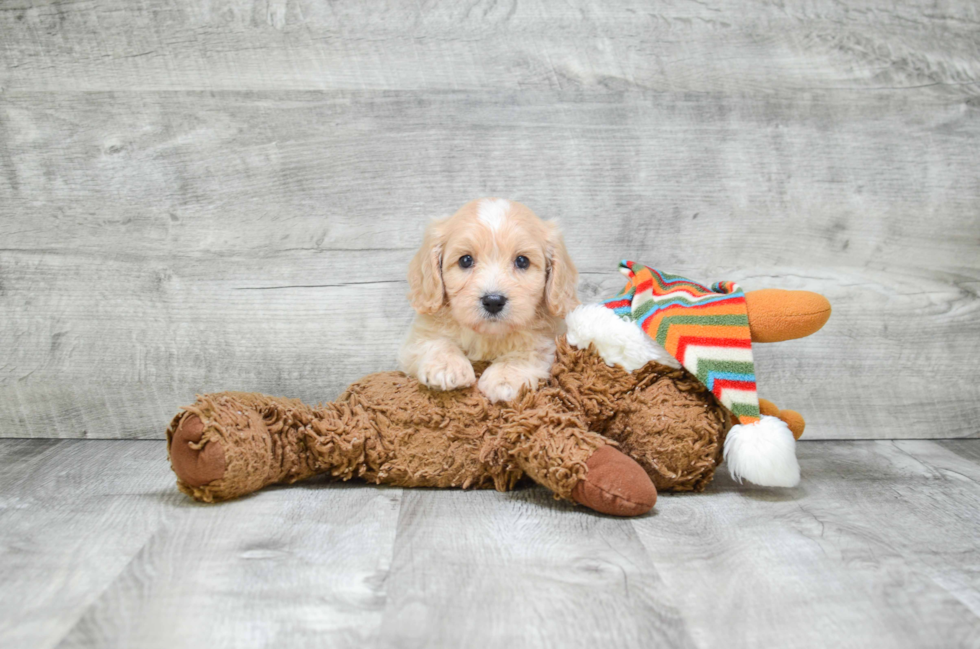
xmin=2 ymin=439 xmax=979 ymax=649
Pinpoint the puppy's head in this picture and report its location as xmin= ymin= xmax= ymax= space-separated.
xmin=407 ymin=198 xmax=578 ymax=334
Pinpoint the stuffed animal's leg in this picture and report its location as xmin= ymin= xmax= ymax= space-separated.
xmin=570 ymin=446 xmax=659 ymax=517
xmin=507 ymin=416 xmax=657 ymax=516
xmin=167 ymin=392 xmax=370 ymax=502
xmin=758 ymin=398 xmax=805 ymax=439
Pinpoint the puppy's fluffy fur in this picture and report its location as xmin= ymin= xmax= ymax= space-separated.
xmin=399 ymin=198 xmax=579 ymax=402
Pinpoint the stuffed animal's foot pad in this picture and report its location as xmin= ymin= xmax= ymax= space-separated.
xmin=572 ymin=446 xmax=657 ymax=516
xmin=418 ymin=354 xmax=476 ymax=391
xmin=170 ymin=413 xmax=226 ymax=487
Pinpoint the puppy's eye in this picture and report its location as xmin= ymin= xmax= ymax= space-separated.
xmin=458 ymin=255 xmax=474 ymax=269
xmin=515 ymin=255 xmax=530 ymax=270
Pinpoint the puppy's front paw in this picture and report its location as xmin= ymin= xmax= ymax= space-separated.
xmin=478 ymin=363 xmax=534 ymax=403
xmin=417 ymin=354 xmax=476 ymax=391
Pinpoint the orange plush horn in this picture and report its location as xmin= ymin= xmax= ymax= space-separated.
xmin=745 ymin=289 xmax=831 ymax=343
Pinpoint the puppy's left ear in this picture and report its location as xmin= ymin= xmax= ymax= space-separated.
xmin=407 ymin=216 xmax=449 ymax=314
xmin=544 ymin=220 xmax=579 ymax=317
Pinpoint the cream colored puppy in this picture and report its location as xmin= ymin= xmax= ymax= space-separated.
xmin=399 ymin=198 xmax=579 ymax=403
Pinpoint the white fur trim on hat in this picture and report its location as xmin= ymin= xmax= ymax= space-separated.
xmin=565 ymin=304 xmax=680 ymax=371
xmin=723 ymin=415 xmax=800 ymax=487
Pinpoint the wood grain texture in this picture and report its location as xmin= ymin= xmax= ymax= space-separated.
xmin=1 ymin=0 xmax=979 ymax=439
xmin=1 ymin=0 xmax=979 ymax=93
xmin=2 ymin=439 xmax=980 ymax=648
xmin=0 ymin=439 xmax=402 ymax=649
xmin=631 ymin=439 xmax=980 ymax=648
xmin=378 ymin=489 xmax=695 ymax=649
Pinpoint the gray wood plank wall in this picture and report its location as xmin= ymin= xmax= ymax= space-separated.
xmin=1 ymin=0 xmax=978 ymax=440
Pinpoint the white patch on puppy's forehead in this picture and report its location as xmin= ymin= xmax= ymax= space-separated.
xmin=477 ymin=198 xmax=510 ymax=232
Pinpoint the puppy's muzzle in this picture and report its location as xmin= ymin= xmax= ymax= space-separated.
xmin=481 ymin=293 xmax=507 ymax=316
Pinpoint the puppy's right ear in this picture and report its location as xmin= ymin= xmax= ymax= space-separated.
xmin=407 ymin=217 xmax=448 ymax=314
xmin=544 ymin=220 xmax=579 ymax=318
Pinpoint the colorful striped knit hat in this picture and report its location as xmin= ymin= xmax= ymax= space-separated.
xmin=602 ymin=260 xmax=760 ymax=425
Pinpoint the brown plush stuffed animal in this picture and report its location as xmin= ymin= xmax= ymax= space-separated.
xmin=167 ymin=289 xmax=829 ymax=516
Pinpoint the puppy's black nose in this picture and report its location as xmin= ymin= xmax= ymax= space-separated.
xmin=481 ymin=293 xmax=507 ymax=315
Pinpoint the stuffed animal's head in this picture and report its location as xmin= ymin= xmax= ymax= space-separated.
xmin=562 ymin=302 xmax=801 ymax=489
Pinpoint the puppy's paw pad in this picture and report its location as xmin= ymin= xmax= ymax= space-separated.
xmin=481 ymin=382 xmax=518 ymax=403
xmin=478 ymin=365 xmax=531 ymax=403
xmin=418 ymin=355 xmax=476 ymax=391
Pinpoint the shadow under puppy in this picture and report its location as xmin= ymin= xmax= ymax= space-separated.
xmin=399 ymin=198 xmax=579 ymax=403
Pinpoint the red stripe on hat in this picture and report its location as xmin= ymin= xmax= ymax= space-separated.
xmin=646 ymin=296 xmax=745 ymax=315
xmin=712 ymin=378 xmax=757 ymax=393
xmin=675 ymin=336 xmax=753 ymax=365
